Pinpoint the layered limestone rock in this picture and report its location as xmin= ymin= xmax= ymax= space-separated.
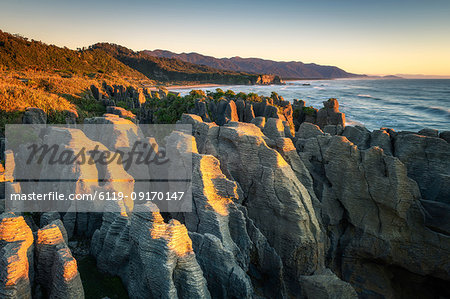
xmin=168 ymin=131 xmax=285 ymax=298
xmin=0 ymin=213 xmax=34 ymax=299
xmin=342 ymin=126 xmax=450 ymax=204
xmin=90 ymin=82 xmax=147 ymax=110
xmin=91 ymin=202 xmax=211 ymax=299
xmin=299 ymin=269 xmax=357 ymax=299
xmin=188 ymin=94 xmax=294 ymax=130
xmin=296 ymin=134 xmax=450 ymax=297
xmin=84 ymin=114 xmax=163 ymax=196
xmin=129 ymin=204 xmax=210 ymax=298
xmin=83 ymin=114 xmax=143 ymax=151
xmin=105 ymin=106 xmax=137 ymax=122
xmin=11 ymin=125 xmax=135 ymax=237
xmin=35 ymin=223 xmax=84 ymax=298
xmin=180 ymin=115 xmax=325 ymax=292
xmin=394 ymin=132 xmax=450 ymax=203
xmin=292 ymin=98 xmax=345 ymax=131
xmin=90 ymin=207 xmax=131 ymax=281
xmin=316 ymin=98 xmax=345 ymax=129
xmin=296 ymin=122 xmax=324 ymax=140
xmin=342 ymin=126 xmax=394 ymax=155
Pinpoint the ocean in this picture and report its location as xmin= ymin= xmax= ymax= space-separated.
xmin=172 ymin=79 xmax=450 ymax=132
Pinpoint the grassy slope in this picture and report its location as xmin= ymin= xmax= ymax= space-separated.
xmin=0 ymin=30 xmax=154 ymax=129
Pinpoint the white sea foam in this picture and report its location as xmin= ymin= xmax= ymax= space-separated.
xmin=345 ymin=119 xmax=365 ymax=127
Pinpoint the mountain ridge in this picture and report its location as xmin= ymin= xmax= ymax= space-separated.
xmin=91 ymin=43 xmax=282 ymax=85
xmin=144 ymin=49 xmax=365 ymax=79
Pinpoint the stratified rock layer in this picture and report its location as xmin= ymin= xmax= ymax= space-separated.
xmin=180 ymin=115 xmax=325 ymax=293
xmin=297 ymin=133 xmax=450 ymax=297
xmin=91 ymin=203 xmax=211 ymax=299
xmin=35 ymin=223 xmax=84 ymax=298
xmin=0 ymin=213 xmax=34 ymax=299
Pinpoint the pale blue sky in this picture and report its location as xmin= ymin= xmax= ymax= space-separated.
xmin=1 ymin=0 xmax=449 ymax=75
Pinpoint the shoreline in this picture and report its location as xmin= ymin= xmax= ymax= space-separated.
xmin=143 ymin=83 xmax=223 ymax=91
xmin=166 ymin=83 xmax=223 ymax=90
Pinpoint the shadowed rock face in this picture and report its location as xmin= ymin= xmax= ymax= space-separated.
xmin=3 ymin=106 xmax=449 ymax=298
xmin=299 ymin=268 xmax=357 ymax=299
xmin=394 ymin=133 xmax=450 ymax=203
xmin=182 ymin=136 xmax=286 ymax=298
xmin=22 ymin=107 xmax=46 ymax=124
xmin=297 ymin=133 xmax=450 ymax=297
xmin=179 ymin=116 xmax=325 ymax=293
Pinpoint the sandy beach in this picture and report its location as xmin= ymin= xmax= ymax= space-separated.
xmin=166 ymin=83 xmax=222 ymax=90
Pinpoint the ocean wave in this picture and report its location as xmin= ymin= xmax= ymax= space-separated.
xmin=356 ymin=94 xmax=384 ymax=101
xmin=345 ymin=119 xmax=365 ymax=127
xmin=412 ymin=105 xmax=450 ymax=118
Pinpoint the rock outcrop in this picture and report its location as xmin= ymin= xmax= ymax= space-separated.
xmin=180 ymin=115 xmax=325 ymax=293
xmin=2 ymin=100 xmax=449 ymax=298
xmin=35 ymin=223 xmax=84 ymax=298
xmin=299 ymin=269 xmax=358 ymax=299
xmin=296 ymin=133 xmax=450 ymax=298
xmin=0 ymin=213 xmax=34 ymax=299
xmin=22 ymin=107 xmax=46 ymax=124
xmin=91 ymin=203 xmax=211 ymax=299
xmin=105 ymin=106 xmax=137 ymax=122
xmin=188 ymin=94 xmax=295 ymax=131
xmin=129 ymin=204 xmax=210 ymax=298
xmin=394 ymin=132 xmax=450 ymax=203
xmin=316 ymin=98 xmax=345 ymax=128
xmin=179 ymin=132 xmax=285 ymax=298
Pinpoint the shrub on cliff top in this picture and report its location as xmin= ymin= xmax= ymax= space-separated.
xmin=302 ymin=106 xmax=317 ymax=116
xmin=189 ymin=89 xmax=206 ymax=98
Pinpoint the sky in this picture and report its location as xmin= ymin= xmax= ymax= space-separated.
xmin=1 ymin=0 xmax=450 ymax=76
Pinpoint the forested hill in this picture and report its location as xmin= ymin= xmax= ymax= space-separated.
xmin=90 ymin=43 xmax=268 ymax=85
xmin=144 ymin=49 xmax=364 ymax=79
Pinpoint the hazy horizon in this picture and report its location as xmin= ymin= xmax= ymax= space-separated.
xmin=1 ymin=0 xmax=449 ymax=76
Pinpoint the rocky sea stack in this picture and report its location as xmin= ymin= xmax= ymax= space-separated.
xmin=0 ymin=94 xmax=449 ymax=298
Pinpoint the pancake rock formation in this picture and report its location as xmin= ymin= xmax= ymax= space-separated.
xmin=1 ymin=98 xmax=449 ymax=298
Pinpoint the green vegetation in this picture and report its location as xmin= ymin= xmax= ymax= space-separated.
xmin=189 ymin=89 xmax=206 ymax=98
xmin=0 ymin=31 xmax=147 ymax=81
xmin=0 ymin=30 xmax=291 ymax=133
xmin=302 ymin=106 xmax=317 ymax=116
xmin=91 ymin=43 xmax=261 ymax=85
xmin=0 ymin=30 xmax=149 ymax=132
xmin=145 ymin=89 xmax=289 ymax=124
xmin=77 ymin=255 xmax=129 ymax=299
xmin=143 ymin=93 xmax=195 ymax=124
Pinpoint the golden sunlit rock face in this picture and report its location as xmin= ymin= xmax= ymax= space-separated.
xmin=37 ymin=224 xmax=64 ymax=245
xmin=199 ymin=156 xmax=236 ymax=216
xmin=35 ymin=223 xmax=84 ymax=298
xmin=0 ymin=214 xmax=33 ymax=285
xmin=0 ymin=213 xmax=33 ymax=298
xmin=56 ymin=247 xmax=79 ymax=282
xmin=150 ymin=212 xmax=193 ymax=257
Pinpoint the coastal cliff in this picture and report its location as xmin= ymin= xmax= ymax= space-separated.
xmin=0 ymin=94 xmax=449 ymax=298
